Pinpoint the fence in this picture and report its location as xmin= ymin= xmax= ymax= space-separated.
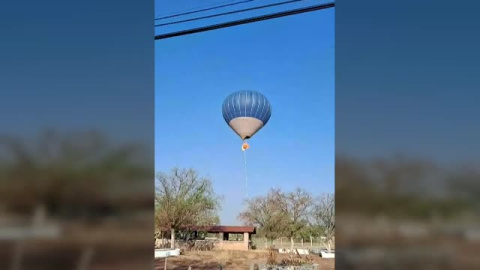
xmin=165 ymin=264 xmax=319 ymax=270
xmin=155 ymin=236 xmax=335 ymax=251
xmin=155 ymin=238 xmax=218 ymax=251
xmin=252 ymin=264 xmax=320 ymax=270
xmin=252 ymin=237 xmax=334 ymax=250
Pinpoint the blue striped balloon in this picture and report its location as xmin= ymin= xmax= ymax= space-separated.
xmin=222 ymin=90 xmax=272 ymax=140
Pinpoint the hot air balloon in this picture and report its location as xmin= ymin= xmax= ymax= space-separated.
xmin=222 ymin=90 xmax=272 ymax=150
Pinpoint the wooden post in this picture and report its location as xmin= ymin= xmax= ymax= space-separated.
xmin=281 ymin=237 xmax=283 ymax=248
xmin=164 ymin=256 xmax=167 ymax=270
xmin=301 ymin=238 xmax=303 ymax=246
xmin=171 ymin=228 xmax=175 ymax=249
xmin=161 ymin=231 xmax=165 ymax=246
xmin=310 ymin=235 xmax=313 ymax=247
xmin=10 ymin=240 xmax=24 ymax=270
xmin=76 ymin=246 xmax=94 ymax=270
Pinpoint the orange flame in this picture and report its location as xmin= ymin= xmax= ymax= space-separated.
xmin=242 ymin=142 xmax=249 ymax=151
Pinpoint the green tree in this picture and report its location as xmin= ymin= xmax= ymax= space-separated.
xmin=155 ymin=167 xmax=222 ymax=248
xmin=298 ymin=225 xmax=320 ymax=247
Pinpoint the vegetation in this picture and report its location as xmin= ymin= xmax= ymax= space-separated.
xmin=310 ymin=193 xmax=335 ymax=252
xmin=336 ymin=155 xmax=474 ymax=219
xmin=239 ymin=188 xmax=335 ymax=251
xmin=155 ymin=167 xmax=222 ymax=248
xmin=0 ymin=129 xmax=151 ymax=220
xmin=154 ymin=168 xmax=336 ymax=253
xmin=278 ymin=188 xmax=313 ymax=250
xmin=237 ymin=189 xmax=289 ymax=244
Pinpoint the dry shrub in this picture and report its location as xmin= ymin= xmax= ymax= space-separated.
xmin=280 ymin=255 xmax=314 ymax=266
xmin=266 ymin=248 xmax=278 ymax=265
xmin=280 ymin=249 xmax=315 ymax=266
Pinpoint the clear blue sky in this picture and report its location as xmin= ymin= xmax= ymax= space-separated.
xmin=0 ymin=0 xmax=154 ymax=143
xmin=155 ymin=0 xmax=335 ymax=225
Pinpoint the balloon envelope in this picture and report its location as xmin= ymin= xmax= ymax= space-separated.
xmin=222 ymin=90 xmax=272 ymax=140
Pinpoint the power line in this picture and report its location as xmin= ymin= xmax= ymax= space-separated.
xmin=157 ymin=0 xmax=239 ymax=17
xmin=155 ymin=0 xmax=309 ymax=27
xmin=155 ymin=2 xmax=334 ymax=40
xmin=155 ymin=0 xmax=256 ymax=21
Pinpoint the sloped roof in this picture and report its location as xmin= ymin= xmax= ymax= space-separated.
xmin=181 ymin=225 xmax=256 ymax=234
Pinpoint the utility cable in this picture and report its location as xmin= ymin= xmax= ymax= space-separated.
xmin=155 ymin=0 xmax=256 ymax=21
xmin=155 ymin=2 xmax=334 ymax=40
xmin=155 ymin=0 xmax=310 ymax=27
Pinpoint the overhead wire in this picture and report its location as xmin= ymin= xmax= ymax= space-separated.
xmin=155 ymin=2 xmax=335 ymax=40
xmin=155 ymin=0 xmax=257 ymax=21
xmin=155 ymin=0 xmax=310 ymax=27
xmin=156 ymin=0 xmax=239 ymax=18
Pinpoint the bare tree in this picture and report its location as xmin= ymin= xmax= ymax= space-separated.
xmin=155 ymin=168 xmax=222 ymax=249
xmin=0 ymin=129 xmax=151 ymax=219
xmin=276 ymin=188 xmax=313 ymax=250
xmin=238 ymin=189 xmax=289 ymax=246
xmin=240 ymin=188 xmax=313 ymax=249
xmin=311 ymin=193 xmax=335 ymax=253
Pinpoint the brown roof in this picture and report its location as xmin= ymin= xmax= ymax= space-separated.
xmin=181 ymin=225 xmax=256 ymax=234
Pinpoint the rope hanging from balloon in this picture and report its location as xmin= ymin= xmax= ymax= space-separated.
xmin=243 ymin=144 xmax=248 ymax=199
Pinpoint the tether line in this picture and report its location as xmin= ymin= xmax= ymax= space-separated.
xmin=243 ymin=148 xmax=248 ymax=199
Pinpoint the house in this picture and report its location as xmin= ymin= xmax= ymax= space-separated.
xmin=179 ymin=225 xmax=256 ymax=251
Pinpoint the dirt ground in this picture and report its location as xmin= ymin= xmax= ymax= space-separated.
xmin=155 ymin=250 xmax=335 ymax=270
